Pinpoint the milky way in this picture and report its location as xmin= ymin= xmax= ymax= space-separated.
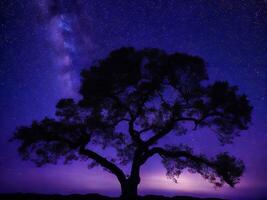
xmin=37 ymin=0 xmax=92 ymax=97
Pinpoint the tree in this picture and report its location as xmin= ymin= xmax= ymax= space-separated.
xmin=12 ymin=47 xmax=252 ymax=199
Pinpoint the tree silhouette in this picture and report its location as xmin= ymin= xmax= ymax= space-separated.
xmin=12 ymin=47 xmax=252 ymax=199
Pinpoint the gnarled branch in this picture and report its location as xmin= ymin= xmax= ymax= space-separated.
xmin=143 ymin=146 xmax=244 ymax=187
xmin=79 ymin=146 xmax=126 ymax=184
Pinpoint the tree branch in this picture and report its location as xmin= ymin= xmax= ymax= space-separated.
xmin=142 ymin=146 xmax=244 ymax=187
xmin=144 ymin=111 xmax=225 ymax=147
xmin=144 ymin=117 xmax=198 ymax=147
xmin=144 ymin=147 xmax=213 ymax=167
xmin=128 ymin=116 xmax=144 ymax=145
xmin=79 ymin=146 xmax=126 ymax=184
xmin=137 ymin=127 xmax=152 ymax=134
xmin=108 ymin=94 xmax=144 ymax=145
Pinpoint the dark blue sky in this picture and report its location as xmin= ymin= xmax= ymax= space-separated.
xmin=0 ymin=1 xmax=267 ymax=199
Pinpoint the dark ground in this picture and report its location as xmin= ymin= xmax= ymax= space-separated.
xmin=0 ymin=193 xmax=225 ymax=200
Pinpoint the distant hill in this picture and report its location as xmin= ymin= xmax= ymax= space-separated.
xmin=0 ymin=193 xmax=225 ymax=200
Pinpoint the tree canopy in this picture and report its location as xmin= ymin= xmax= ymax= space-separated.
xmin=12 ymin=47 xmax=252 ymax=199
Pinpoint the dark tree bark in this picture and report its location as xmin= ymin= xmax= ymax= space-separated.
xmin=121 ymin=178 xmax=139 ymax=199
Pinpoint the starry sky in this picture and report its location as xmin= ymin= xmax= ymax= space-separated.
xmin=0 ymin=0 xmax=267 ymax=199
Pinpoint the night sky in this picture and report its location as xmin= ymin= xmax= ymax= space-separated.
xmin=0 ymin=0 xmax=267 ymax=199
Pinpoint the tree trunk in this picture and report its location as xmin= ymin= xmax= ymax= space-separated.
xmin=120 ymin=178 xmax=139 ymax=200
xmin=120 ymin=149 xmax=143 ymax=199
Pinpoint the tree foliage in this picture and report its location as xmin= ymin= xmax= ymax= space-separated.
xmin=12 ymin=47 xmax=252 ymax=196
